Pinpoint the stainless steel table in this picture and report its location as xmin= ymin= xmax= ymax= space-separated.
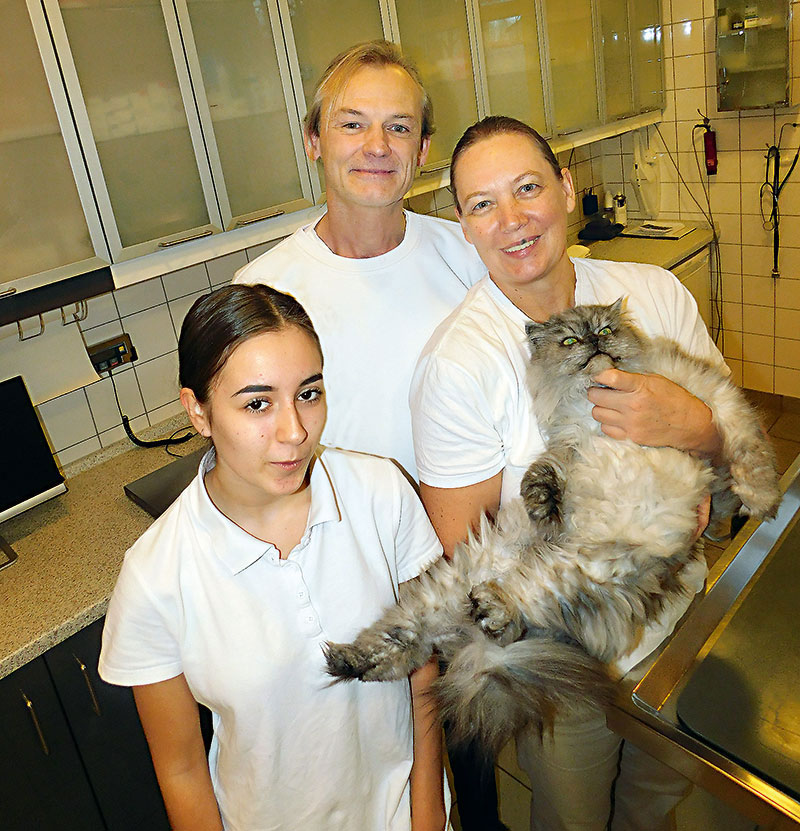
xmin=608 ymin=452 xmax=800 ymax=830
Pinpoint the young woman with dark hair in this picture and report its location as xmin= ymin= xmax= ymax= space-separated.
xmin=100 ymin=284 xmax=447 ymax=831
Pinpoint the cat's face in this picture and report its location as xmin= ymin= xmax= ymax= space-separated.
xmin=525 ymin=300 xmax=642 ymax=382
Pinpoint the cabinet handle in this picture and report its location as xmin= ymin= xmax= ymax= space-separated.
xmin=20 ymin=690 xmax=50 ymax=756
xmin=235 ymin=209 xmax=285 ymax=227
xmin=0 ymin=288 xmax=16 ymax=298
xmin=157 ymin=229 xmax=213 ymax=248
xmin=556 ymin=128 xmax=582 ymax=137
xmin=419 ymin=161 xmax=449 ymax=175
xmin=73 ymin=654 xmax=102 ymax=716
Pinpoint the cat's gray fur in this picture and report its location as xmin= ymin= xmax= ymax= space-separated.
xmin=324 ymin=300 xmax=781 ymax=757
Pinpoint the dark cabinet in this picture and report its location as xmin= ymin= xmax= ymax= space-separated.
xmin=0 ymin=618 xmax=169 ymax=830
xmin=0 ymin=656 xmax=105 ymax=830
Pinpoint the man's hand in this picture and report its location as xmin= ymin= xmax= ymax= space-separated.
xmin=587 ymin=368 xmax=722 ymax=459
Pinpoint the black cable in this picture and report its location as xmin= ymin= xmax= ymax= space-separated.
xmin=654 ymin=122 xmax=724 ymax=352
xmin=761 ymin=123 xmax=800 ymax=278
xmin=107 ymin=369 xmax=194 ymax=451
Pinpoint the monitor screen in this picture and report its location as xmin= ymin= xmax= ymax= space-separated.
xmin=0 ymin=375 xmax=67 ymax=523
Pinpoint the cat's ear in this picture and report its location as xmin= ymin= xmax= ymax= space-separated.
xmin=525 ymin=320 xmax=546 ymax=351
xmin=609 ymin=297 xmax=625 ymax=315
xmin=525 ymin=320 xmax=542 ymax=339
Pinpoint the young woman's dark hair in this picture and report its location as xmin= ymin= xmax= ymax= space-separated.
xmin=179 ymin=284 xmax=322 ymax=403
xmin=450 ymin=116 xmax=563 ymax=213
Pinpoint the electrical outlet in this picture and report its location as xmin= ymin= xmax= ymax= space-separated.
xmin=87 ymin=333 xmax=138 ymax=373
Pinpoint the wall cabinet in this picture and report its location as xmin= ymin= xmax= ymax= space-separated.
xmin=11 ymin=0 xmax=666 ymax=292
xmin=544 ymin=0 xmax=601 ymax=134
xmin=394 ymin=0 xmax=480 ymax=170
xmin=177 ymin=0 xmax=315 ymax=228
xmin=0 ymin=618 xmax=168 ymax=831
xmin=716 ymin=0 xmax=790 ymax=111
xmin=2 ymin=0 xmax=109 ymax=298
xmin=475 ymin=0 xmax=548 ymax=133
xmin=597 ymin=0 xmax=664 ymax=122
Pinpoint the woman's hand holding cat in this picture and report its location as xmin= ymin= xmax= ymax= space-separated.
xmin=695 ymin=493 xmax=712 ymax=541
xmin=587 ymin=368 xmax=723 ymax=461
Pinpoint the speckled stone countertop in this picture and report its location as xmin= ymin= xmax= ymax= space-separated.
xmin=0 ymin=417 xmax=207 ymax=679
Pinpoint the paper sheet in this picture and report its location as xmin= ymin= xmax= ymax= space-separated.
xmin=0 ymin=309 xmax=100 ymax=404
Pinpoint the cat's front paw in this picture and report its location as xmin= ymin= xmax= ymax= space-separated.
xmin=469 ymin=581 xmax=525 ymax=646
xmin=323 ymin=626 xmax=423 ymax=683
xmin=521 ymin=462 xmax=562 ymax=534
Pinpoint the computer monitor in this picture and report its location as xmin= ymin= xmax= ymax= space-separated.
xmin=0 ymin=375 xmax=67 ymax=523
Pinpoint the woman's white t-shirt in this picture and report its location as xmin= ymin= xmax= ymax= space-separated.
xmin=410 ymin=258 xmax=726 ymax=673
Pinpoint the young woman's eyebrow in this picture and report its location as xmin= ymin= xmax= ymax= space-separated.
xmin=233 ymin=384 xmax=273 ymax=396
xmin=233 ymin=374 xmax=322 ymax=396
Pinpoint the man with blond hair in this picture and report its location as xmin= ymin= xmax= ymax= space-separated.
xmin=234 ymin=40 xmax=499 ymax=831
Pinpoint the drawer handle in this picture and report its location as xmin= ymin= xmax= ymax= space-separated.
xmin=74 ymin=654 xmax=102 ymax=716
xmin=20 ymin=690 xmax=50 ymax=755
xmin=419 ymin=160 xmax=449 ymax=175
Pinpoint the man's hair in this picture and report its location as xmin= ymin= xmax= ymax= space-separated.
xmin=450 ymin=116 xmax=562 ymax=214
xmin=304 ymin=40 xmax=434 ymax=143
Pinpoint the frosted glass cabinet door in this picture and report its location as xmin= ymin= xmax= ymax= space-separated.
xmin=2 ymin=0 xmax=105 ymax=291
xmin=631 ymin=0 xmax=664 ymax=113
xmin=285 ymin=0 xmax=386 ymax=111
xmin=48 ymin=0 xmax=219 ymax=257
xmin=394 ymin=0 xmax=479 ymax=169
xmin=180 ymin=0 xmax=311 ymax=227
xmin=543 ymin=0 xmax=600 ymax=134
xmin=477 ymin=0 xmax=547 ymax=134
xmin=598 ymin=0 xmax=634 ymax=120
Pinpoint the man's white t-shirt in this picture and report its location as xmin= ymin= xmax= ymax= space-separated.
xmin=410 ymin=257 xmax=726 ymax=673
xmin=234 ymin=209 xmax=485 ymax=480
xmin=99 ymin=447 xmax=442 ymax=831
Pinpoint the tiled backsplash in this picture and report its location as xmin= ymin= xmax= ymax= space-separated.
xmin=35 ymin=244 xmax=276 ymax=466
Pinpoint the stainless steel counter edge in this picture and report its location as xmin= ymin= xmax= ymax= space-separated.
xmin=609 ymin=453 xmax=800 ymax=828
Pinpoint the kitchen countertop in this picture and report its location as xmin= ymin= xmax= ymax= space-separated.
xmin=583 ymin=222 xmax=714 ymax=270
xmin=0 ymin=421 xmax=207 ymax=680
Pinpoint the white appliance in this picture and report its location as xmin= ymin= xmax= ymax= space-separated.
xmin=672 ymin=247 xmax=712 ymax=330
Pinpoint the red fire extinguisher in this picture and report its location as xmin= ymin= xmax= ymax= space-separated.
xmin=701 ymin=116 xmax=717 ymax=175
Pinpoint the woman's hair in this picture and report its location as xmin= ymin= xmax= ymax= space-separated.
xmin=179 ymin=284 xmax=322 ymax=403
xmin=304 ymin=39 xmax=434 ymax=144
xmin=450 ymin=116 xmax=562 ymax=213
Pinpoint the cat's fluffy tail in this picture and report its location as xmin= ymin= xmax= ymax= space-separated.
xmin=436 ymin=632 xmax=612 ymax=758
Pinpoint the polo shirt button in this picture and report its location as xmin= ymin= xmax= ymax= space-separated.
xmin=306 ymin=615 xmax=314 ymax=623
xmin=298 ymin=590 xmax=305 ymax=598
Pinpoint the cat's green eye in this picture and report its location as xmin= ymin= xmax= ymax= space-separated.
xmin=562 ymin=336 xmax=579 ymax=346
xmin=598 ymin=327 xmax=613 ymax=336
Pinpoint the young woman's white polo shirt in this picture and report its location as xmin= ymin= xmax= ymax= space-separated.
xmin=99 ymin=446 xmax=442 ymax=831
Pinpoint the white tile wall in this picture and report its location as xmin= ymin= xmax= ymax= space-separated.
xmin=599 ymin=0 xmax=800 ymax=399
xmin=36 ymin=235 xmax=287 ymax=466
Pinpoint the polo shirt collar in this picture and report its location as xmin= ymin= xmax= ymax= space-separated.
xmin=188 ymin=447 xmax=341 ymax=575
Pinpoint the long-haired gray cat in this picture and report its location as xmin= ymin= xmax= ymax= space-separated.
xmin=324 ymin=300 xmax=781 ymax=756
